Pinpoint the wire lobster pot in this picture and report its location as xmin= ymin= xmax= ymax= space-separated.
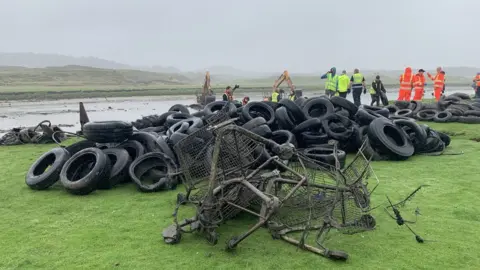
xmin=267 ymin=141 xmax=378 ymax=260
xmin=165 ymin=116 xmax=379 ymax=261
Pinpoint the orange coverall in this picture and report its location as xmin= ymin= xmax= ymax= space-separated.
xmin=427 ymin=72 xmax=445 ymax=101
xmin=397 ymin=67 xmax=414 ymax=101
xmin=412 ymin=73 xmax=425 ymax=101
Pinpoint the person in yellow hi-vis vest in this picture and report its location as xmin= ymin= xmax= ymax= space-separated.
xmin=321 ymin=67 xmax=338 ymax=97
xmin=336 ymin=70 xmax=350 ymax=98
xmin=271 ymin=88 xmax=280 ymax=102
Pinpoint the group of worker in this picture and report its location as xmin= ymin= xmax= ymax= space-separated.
xmin=319 ymin=66 xmax=450 ymax=105
xmin=222 ymin=67 xmax=480 ymax=107
xmin=397 ymin=66 xmax=446 ymax=102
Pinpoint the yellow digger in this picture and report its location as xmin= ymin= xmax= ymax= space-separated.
xmin=195 ymin=71 xmax=216 ymax=105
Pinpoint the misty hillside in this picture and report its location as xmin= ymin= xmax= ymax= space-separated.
xmin=0 ymin=53 xmax=132 ymax=70
xmin=0 ymin=65 xmax=193 ymax=87
xmin=0 ymin=53 xmax=477 ymax=88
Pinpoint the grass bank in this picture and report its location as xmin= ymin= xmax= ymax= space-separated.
xmin=0 ymin=122 xmax=479 ymax=269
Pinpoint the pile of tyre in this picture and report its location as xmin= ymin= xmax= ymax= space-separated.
xmin=25 ymin=96 xmax=453 ymax=195
xmin=388 ymin=93 xmax=480 ymax=124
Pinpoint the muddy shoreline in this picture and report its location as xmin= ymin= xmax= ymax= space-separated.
xmin=0 ymin=84 xmax=471 ymax=101
xmin=0 ymin=88 xmax=475 ymax=136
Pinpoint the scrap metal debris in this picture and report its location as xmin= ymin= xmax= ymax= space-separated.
xmin=384 ymin=185 xmax=431 ymax=243
xmin=0 ymin=120 xmax=67 ymax=146
xmin=162 ymin=105 xmax=380 ymax=261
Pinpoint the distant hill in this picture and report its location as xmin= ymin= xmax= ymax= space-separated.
xmin=0 ymin=52 xmax=476 ymax=89
xmin=0 ymin=65 xmax=193 ymax=87
xmin=0 ymin=52 xmax=131 ymax=70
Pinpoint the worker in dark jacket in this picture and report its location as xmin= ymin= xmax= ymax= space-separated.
xmin=222 ymin=84 xmax=240 ymax=101
xmin=371 ymin=75 xmax=386 ymax=106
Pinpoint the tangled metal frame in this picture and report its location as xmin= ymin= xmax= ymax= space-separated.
xmin=165 ymin=105 xmax=379 ymax=261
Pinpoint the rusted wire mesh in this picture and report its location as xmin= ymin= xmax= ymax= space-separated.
xmin=166 ymin=119 xmax=378 ymax=261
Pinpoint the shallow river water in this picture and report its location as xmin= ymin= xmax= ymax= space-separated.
xmin=0 ymin=87 xmax=474 ymax=136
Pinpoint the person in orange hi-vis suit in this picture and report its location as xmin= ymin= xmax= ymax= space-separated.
xmin=473 ymin=72 xmax=480 ymax=98
xmin=427 ymin=67 xmax=445 ymax=101
xmin=412 ymin=69 xmax=426 ymax=101
xmin=397 ymin=67 xmax=414 ymax=101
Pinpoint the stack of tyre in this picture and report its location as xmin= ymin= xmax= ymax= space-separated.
xmin=25 ymin=120 xmax=181 ymax=195
xmin=387 ymin=93 xmax=480 ymax=124
xmin=25 ymin=97 xmax=453 ymax=194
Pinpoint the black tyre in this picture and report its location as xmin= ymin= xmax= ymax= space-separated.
xmin=129 ymin=132 xmax=161 ymax=152
xmin=299 ymin=132 xmax=330 ymax=148
xmin=250 ymin=124 xmax=272 ymax=138
xmin=416 ymin=109 xmax=437 ymax=121
xmin=261 ymin=101 xmax=279 ymax=110
xmin=436 ymin=131 xmax=451 ymax=147
xmin=166 ymin=113 xmax=193 ymax=127
xmin=292 ymin=118 xmax=323 ymax=134
xmin=278 ymin=99 xmax=307 ymax=123
xmin=362 ymin=138 xmax=387 ymax=161
xmin=395 ymin=109 xmax=413 ymax=118
xmin=83 ymin=121 xmax=133 ymax=143
xmin=302 ymin=98 xmax=334 ymax=119
xmin=449 ymin=92 xmax=470 ymax=100
xmin=330 ymin=96 xmax=358 ymax=117
xmin=275 ymin=106 xmax=295 ymax=130
xmin=410 ymin=101 xmax=424 ymax=116
xmin=242 ymin=117 xmax=267 ymax=130
xmin=393 ymin=119 xmax=427 ymax=147
xmin=394 ymin=101 xmax=411 ymax=109
xmin=294 ymin=97 xmax=307 ymax=107
xmin=367 ymin=118 xmax=414 ymax=159
xmin=192 ymin=110 xmax=206 ymax=117
xmin=167 ymin=120 xmax=200 ymax=137
xmin=65 ymin=140 xmax=97 ymax=155
xmin=60 ymin=147 xmax=112 ymax=195
xmin=242 ymin=102 xmax=276 ymax=126
xmin=129 ymin=152 xmax=179 ymax=192
xmin=464 ymin=110 xmax=480 ymax=117
xmin=433 ymin=111 xmax=453 ymax=123
xmin=25 ymin=147 xmax=71 ymax=190
xmin=118 ymin=140 xmax=145 ymax=161
xmin=321 ymin=114 xmax=354 ymax=141
xmin=271 ymin=130 xmax=297 ymax=147
xmin=168 ymin=104 xmax=190 ymax=114
xmin=457 ymin=116 xmax=480 ymax=124
xmin=99 ymin=148 xmax=132 ymax=188
xmin=355 ymin=109 xmax=384 ymax=126
xmin=303 ymin=147 xmax=347 ymax=169
xmin=385 ymin=105 xmax=399 ymax=114
xmin=204 ymin=101 xmax=236 ymax=116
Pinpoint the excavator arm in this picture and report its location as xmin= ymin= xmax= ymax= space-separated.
xmin=272 ymin=70 xmax=295 ymax=93
xmin=202 ymin=71 xmax=211 ymax=95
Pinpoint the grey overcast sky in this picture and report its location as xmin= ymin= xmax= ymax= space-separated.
xmin=0 ymin=0 xmax=478 ymax=73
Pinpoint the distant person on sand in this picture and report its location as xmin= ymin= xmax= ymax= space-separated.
xmin=336 ymin=70 xmax=350 ymax=98
xmin=474 ymin=72 xmax=480 ymax=98
xmin=370 ymin=75 xmax=386 ymax=106
xmin=412 ymin=69 xmax=426 ymax=101
xmin=321 ymin=67 xmax=338 ymax=98
xmin=242 ymin=96 xmax=250 ymax=105
xmin=222 ymin=86 xmax=233 ymax=101
xmin=426 ymin=67 xmax=445 ymax=101
xmin=349 ymin=68 xmax=366 ymax=106
xmin=397 ymin=67 xmax=414 ymax=101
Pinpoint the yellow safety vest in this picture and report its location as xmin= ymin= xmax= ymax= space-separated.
xmin=352 ymin=73 xmax=364 ymax=84
xmin=289 ymin=94 xmax=295 ymax=101
xmin=369 ymin=86 xmax=376 ymax=95
xmin=271 ymin=92 xmax=279 ymax=102
xmin=326 ymin=73 xmax=338 ymax=91
xmin=338 ymin=74 xmax=350 ymax=92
